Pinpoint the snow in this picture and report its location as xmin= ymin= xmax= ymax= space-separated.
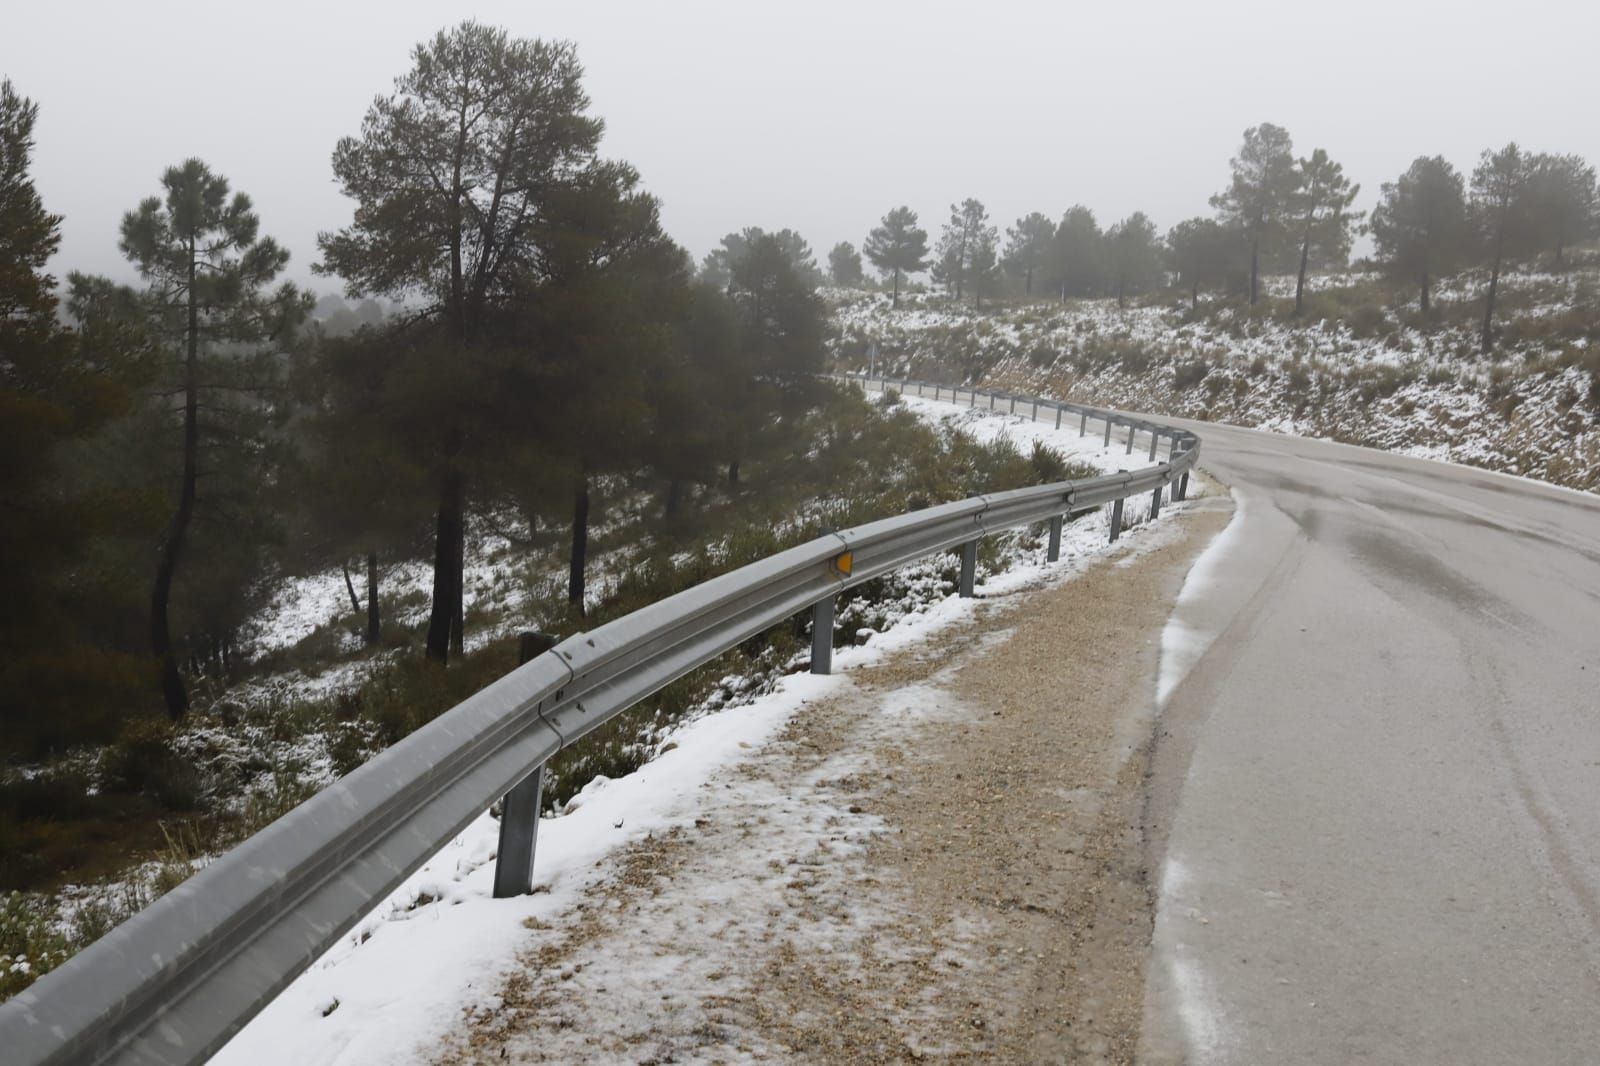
xmin=1156 ymin=482 xmax=1247 ymax=707
xmin=211 ymin=386 xmax=1194 ymax=1066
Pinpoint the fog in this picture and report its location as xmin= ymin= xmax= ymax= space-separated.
xmin=7 ymin=0 xmax=1598 ymax=290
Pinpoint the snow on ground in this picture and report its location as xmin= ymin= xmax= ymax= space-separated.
xmin=832 ymin=280 xmax=1600 ymax=494
xmin=211 ymin=388 xmax=1196 ymax=1066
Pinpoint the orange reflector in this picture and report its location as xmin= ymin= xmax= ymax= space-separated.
xmin=832 ymin=551 xmax=853 ymax=576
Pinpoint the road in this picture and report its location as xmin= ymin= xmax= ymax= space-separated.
xmin=1138 ymin=418 xmax=1600 ymax=1064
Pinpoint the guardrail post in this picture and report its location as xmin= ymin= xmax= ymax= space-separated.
xmin=1169 ymin=435 xmax=1178 ymax=460
xmin=1009 ymin=395 xmax=1016 ymax=413
xmin=1151 ymin=484 xmax=1163 ymax=519
xmin=934 ymin=384 xmax=940 ymax=401
xmin=1054 ymin=405 xmax=1063 ymax=428
xmin=1103 ymin=418 xmax=1112 ymax=446
xmin=970 ymin=389 xmax=976 ymax=407
xmin=959 ymin=540 xmax=978 ymax=597
xmin=493 ymin=632 xmax=557 ymax=899
xmin=1177 ymin=472 xmax=1189 ymax=501
xmin=1079 ymin=410 xmax=1087 ymax=436
xmin=1148 ymin=431 xmax=1159 ymax=461
xmin=1125 ymin=426 xmax=1135 ymax=455
xmin=1109 ymin=498 xmax=1124 ymax=543
xmin=810 ymin=595 xmax=835 ymax=675
xmin=1032 ymin=399 xmax=1039 ymax=420
xmin=989 ymin=392 xmax=996 ymax=410
xmin=1047 ymin=515 xmax=1064 ymax=562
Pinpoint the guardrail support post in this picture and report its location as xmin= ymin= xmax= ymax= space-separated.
xmin=1103 ymin=418 xmax=1112 ymax=446
xmin=1125 ymin=426 xmax=1135 ymax=455
xmin=1177 ymin=472 xmax=1189 ymax=501
xmin=1079 ymin=410 xmax=1087 ymax=436
xmin=810 ymin=595 xmax=835 ymax=675
xmin=1032 ymin=399 xmax=1039 ymax=420
xmin=989 ymin=392 xmax=995 ymax=410
xmin=959 ymin=540 xmax=978 ymax=597
xmin=970 ymin=389 xmax=976 ymax=407
xmin=1055 ymin=405 xmax=1063 ymax=428
xmin=933 ymin=384 xmax=940 ymax=401
xmin=493 ymin=633 xmax=557 ymax=898
xmin=1109 ymin=498 xmax=1124 ymax=543
xmin=1151 ymin=484 xmax=1163 ymax=519
xmin=1009 ymin=396 xmax=1016 ymax=413
xmin=1047 ymin=515 xmax=1063 ymax=562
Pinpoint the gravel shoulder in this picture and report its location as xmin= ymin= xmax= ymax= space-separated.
xmin=435 ymin=495 xmax=1232 ymax=1065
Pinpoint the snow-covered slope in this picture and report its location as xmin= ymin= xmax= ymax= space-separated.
xmin=208 ymin=390 xmax=1192 ymax=1065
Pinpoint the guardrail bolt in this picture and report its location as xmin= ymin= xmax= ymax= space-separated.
xmin=810 ymin=595 xmax=836 ymax=676
xmin=959 ymin=540 xmax=978 ymax=597
xmin=1109 ymin=498 xmax=1125 ymax=543
xmin=1047 ymin=515 xmax=1064 ymax=562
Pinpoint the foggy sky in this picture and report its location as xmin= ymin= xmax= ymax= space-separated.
xmin=7 ymin=0 xmax=1599 ymax=294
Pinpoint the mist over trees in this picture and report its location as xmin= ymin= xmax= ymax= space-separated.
xmin=5 ymin=34 xmax=1599 ymax=761
xmin=0 ymin=23 xmax=831 ymax=757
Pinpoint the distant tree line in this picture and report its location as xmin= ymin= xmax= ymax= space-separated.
xmin=819 ymin=124 xmax=1597 ymax=354
xmin=1 ymin=23 xmax=826 ymax=755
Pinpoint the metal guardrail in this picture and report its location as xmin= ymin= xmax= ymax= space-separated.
xmin=0 ymin=375 xmax=1199 ymax=1066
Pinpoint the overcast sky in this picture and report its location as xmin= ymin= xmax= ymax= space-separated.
xmin=7 ymin=0 xmax=1599 ymax=293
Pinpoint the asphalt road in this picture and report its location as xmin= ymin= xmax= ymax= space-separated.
xmin=1138 ymin=419 xmax=1600 ymax=1065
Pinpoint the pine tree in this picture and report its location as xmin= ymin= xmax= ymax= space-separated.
xmin=117 ymin=159 xmax=306 ymax=717
xmin=1165 ymin=218 xmax=1246 ymax=309
xmin=1368 ymin=156 xmax=1470 ymax=312
xmin=1104 ymin=213 xmax=1163 ymax=308
xmin=1002 ymin=212 xmax=1054 ymax=296
xmin=1525 ymin=153 xmax=1598 ymax=270
xmin=862 ymin=206 xmax=929 ymax=308
xmin=1289 ymin=149 xmax=1362 ymax=314
xmin=827 ymin=241 xmax=863 ymax=287
xmin=1211 ymin=123 xmax=1299 ymax=305
xmin=318 ymin=22 xmax=608 ymax=662
xmin=1046 ymin=206 xmax=1106 ymax=301
xmin=0 ymin=82 xmax=148 ymax=753
xmin=1470 ymin=144 xmax=1539 ymax=352
xmin=934 ymin=199 xmax=991 ymax=302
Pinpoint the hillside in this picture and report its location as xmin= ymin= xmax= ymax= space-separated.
xmin=828 ymin=270 xmax=1600 ymax=492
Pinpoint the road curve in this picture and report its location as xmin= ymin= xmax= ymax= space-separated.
xmin=1139 ymin=418 xmax=1600 ymax=1065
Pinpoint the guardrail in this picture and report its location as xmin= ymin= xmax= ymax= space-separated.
xmin=0 ymin=375 xmax=1200 ymax=1066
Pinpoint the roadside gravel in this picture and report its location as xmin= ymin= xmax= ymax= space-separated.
xmin=436 ymin=494 xmax=1231 ymax=1064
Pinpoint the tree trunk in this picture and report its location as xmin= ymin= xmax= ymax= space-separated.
xmin=891 ymin=268 xmax=900 ymax=310
xmin=365 ymin=551 xmax=380 ymax=645
xmin=1249 ymin=236 xmax=1260 ymax=306
xmin=450 ymin=514 xmax=464 ymax=657
xmin=1025 ymin=267 xmax=1033 ymax=296
xmin=568 ymin=470 xmax=590 ymax=615
xmin=151 ymin=237 xmax=200 ymax=719
xmin=1192 ymin=280 xmax=1200 ymax=310
xmin=1294 ymin=233 xmax=1311 ymax=315
xmin=1481 ymin=249 xmax=1503 ymax=354
xmin=342 ymin=561 xmax=362 ymax=615
xmin=1117 ymin=276 xmax=1126 ymax=310
xmin=425 ymin=467 xmax=464 ymax=663
xmin=1420 ymin=267 xmax=1431 ymax=313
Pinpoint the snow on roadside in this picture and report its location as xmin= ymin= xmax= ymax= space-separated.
xmin=211 ymin=392 xmax=1195 ymax=1066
